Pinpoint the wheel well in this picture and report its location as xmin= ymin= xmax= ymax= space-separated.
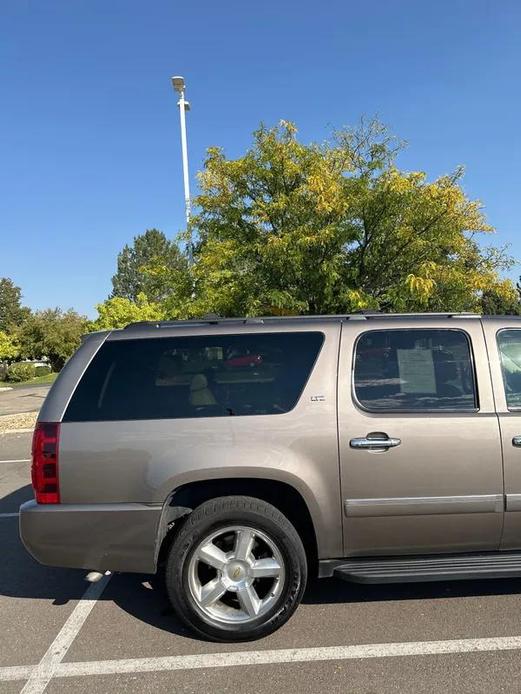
xmin=158 ymin=478 xmax=318 ymax=576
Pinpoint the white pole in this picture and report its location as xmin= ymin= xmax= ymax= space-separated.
xmin=172 ymin=77 xmax=193 ymax=264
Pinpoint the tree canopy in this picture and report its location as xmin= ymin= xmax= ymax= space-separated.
xmin=181 ymin=120 xmax=517 ymax=317
xmin=111 ymin=228 xmax=188 ymax=303
xmin=0 ymin=278 xmax=30 ymax=331
xmin=18 ymin=308 xmax=88 ymax=371
xmin=91 ymin=293 xmax=164 ymax=330
xmin=0 ymin=330 xmax=20 ymax=362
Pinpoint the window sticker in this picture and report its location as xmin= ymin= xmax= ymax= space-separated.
xmin=396 ymin=348 xmax=436 ymax=394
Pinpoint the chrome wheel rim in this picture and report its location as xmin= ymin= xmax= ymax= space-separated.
xmin=187 ymin=525 xmax=286 ymax=625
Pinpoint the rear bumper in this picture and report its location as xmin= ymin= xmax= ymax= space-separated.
xmin=19 ymin=500 xmax=162 ymax=574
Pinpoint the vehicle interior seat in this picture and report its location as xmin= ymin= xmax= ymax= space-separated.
xmin=190 ymin=374 xmax=217 ymax=407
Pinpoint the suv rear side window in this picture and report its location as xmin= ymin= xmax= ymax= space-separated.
xmin=353 ymin=329 xmax=477 ymax=412
xmin=497 ymin=329 xmax=521 ymax=410
xmin=64 ymin=332 xmax=324 ymax=422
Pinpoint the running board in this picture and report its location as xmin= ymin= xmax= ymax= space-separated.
xmin=331 ymin=552 xmax=521 ymax=584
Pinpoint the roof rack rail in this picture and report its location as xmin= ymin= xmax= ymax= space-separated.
xmin=346 ymin=312 xmax=480 ymax=320
xmin=124 ymin=316 xmax=267 ymax=330
xmin=122 ymin=312 xmax=481 ymax=331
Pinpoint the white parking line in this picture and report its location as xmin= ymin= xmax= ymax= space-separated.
xmin=0 ymin=664 xmax=32 ymax=681
xmin=3 ymin=634 xmax=521 ymax=683
xmin=0 ymin=428 xmax=34 ymax=434
xmin=0 ymin=458 xmax=30 ymax=463
xmin=0 ymin=512 xmax=19 ymax=518
xmin=19 ymin=573 xmax=112 ymax=693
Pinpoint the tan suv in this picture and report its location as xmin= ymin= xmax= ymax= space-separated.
xmin=19 ymin=313 xmax=521 ymax=641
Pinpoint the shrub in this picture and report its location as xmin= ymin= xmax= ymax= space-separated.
xmin=34 ymin=364 xmax=51 ymax=376
xmin=6 ymin=362 xmax=36 ymax=383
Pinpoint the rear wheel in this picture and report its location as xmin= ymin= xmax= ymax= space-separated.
xmin=165 ymin=496 xmax=307 ymax=641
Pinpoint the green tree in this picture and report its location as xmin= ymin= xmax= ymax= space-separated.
xmin=0 ymin=330 xmax=20 ymax=363
xmin=91 ymin=292 xmax=165 ymax=330
xmin=0 ymin=278 xmax=30 ymax=331
xmin=481 ymin=284 xmax=521 ymax=315
xmin=186 ymin=120 xmax=516 ymax=317
xmin=111 ymin=229 xmax=188 ymax=302
xmin=19 ymin=309 xmax=88 ymax=371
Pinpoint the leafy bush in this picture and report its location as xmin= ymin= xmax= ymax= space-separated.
xmin=34 ymin=364 xmax=51 ymax=376
xmin=6 ymin=362 xmax=36 ymax=383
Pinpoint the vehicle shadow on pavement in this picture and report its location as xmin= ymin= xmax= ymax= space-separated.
xmin=1 ymin=484 xmax=33 ymax=513
xmin=3 ymin=484 xmax=521 ymax=642
xmin=302 ymin=574 xmax=521 ymax=605
xmin=1 ymin=485 xmax=196 ymax=640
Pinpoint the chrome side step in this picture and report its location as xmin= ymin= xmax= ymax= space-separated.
xmin=332 ymin=552 xmax=521 ymax=584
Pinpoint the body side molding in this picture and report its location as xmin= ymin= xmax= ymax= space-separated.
xmin=505 ymin=494 xmax=521 ymax=512
xmin=344 ymin=494 xmax=504 ymax=517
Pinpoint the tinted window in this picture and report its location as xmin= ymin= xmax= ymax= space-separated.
xmin=497 ymin=330 xmax=521 ymax=410
xmin=353 ymin=329 xmax=476 ymax=412
xmin=64 ymin=332 xmax=324 ymax=422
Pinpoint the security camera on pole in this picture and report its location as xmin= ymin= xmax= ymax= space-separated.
xmin=171 ymin=75 xmax=193 ymax=265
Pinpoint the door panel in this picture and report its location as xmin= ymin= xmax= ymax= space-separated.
xmin=338 ymin=318 xmax=503 ymax=556
xmin=482 ymin=319 xmax=521 ymax=550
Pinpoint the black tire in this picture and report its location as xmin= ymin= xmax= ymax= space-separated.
xmin=165 ymin=495 xmax=307 ymax=642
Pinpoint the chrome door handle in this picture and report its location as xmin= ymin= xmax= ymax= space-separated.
xmin=512 ymin=436 xmax=521 ymax=447
xmin=350 ymin=436 xmax=401 ymax=450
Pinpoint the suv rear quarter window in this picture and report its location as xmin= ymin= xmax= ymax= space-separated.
xmin=63 ymin=331 xmax=324 ymax=422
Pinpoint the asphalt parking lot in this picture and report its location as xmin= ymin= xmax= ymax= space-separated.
xmin=4 ymin=431 xmax=521 ymax=692
xmin=0 ymin=386 xmax=50 ymax=417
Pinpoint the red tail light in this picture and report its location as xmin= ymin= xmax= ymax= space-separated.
xmin=31 ymin=422 xmax=60 ymax=504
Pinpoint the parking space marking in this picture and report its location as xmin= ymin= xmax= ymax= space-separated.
xmin=4 ymin=634 xmax=521 ymax=683
xmin=0 ymin=513 xmax=19 ymax=518
xmin=19 ymin=573 xmax=112 ymax=694
xmin=0 ymin=665 xmax=32 ymax=681
xmin=0 ymin=428 xmax=34 ymax=434
xmin=0 ymin=459 xmax=30 ymax=463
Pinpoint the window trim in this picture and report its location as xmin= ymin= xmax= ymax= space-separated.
xmin=350 ymin=327 xmax=480 ymax=415
xmin=496 ymin=328 xmax=521 ymax=412
xmin=63 ymin=330 xmax=326 ymax=423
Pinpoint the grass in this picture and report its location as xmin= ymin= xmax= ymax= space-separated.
xmin=7 ymin=372 xmax=58 ymax=388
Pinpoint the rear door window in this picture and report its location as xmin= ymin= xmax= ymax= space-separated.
xmin=63 ymin=332 xmax=324 ymax=422
xmin=497 ymin=329 xmax=521 ymax=410
xmin=353 ymin=329 xmax=477 ymax=412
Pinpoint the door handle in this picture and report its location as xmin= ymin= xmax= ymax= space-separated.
xmin=350 ymin=435 xmax=401 ymax=450
xmin=512 ymin=436 xmax=521 ymax=448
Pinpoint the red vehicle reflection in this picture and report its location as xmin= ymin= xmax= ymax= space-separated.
xmin=224 ymin=354 xmax=263 ymax=368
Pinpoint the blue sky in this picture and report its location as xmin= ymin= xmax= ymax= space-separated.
xmin=1 ymin=0 xmax=520 ymax=318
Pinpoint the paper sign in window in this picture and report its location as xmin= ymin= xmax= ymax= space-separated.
xmin=396 ymin=349 xmax=436 ymax=394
